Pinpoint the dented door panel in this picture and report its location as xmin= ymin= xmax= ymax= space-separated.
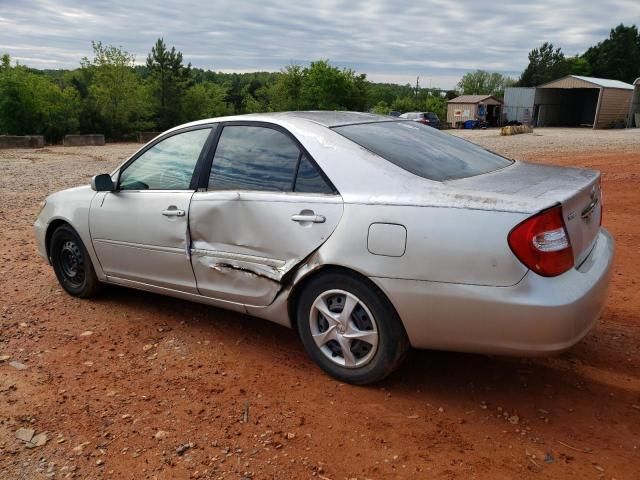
xmin=189 ymin=190 xmax=343 ymax=306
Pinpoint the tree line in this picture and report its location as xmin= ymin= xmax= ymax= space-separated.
xmin=457 ymin=24 xmax=640 ymax=96
xmin=0 ymin=24 xmax=637 ymax=141
xmin=0 ymin=38 xmax=449 ymax=142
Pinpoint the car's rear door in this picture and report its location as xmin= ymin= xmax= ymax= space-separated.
xmin=90 ymin=126 xmax=215 ymax=293
xmin=189 ymin=122 xmax=343 ymax=306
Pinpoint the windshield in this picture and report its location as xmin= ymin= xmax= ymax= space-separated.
xmin=333 ymin=121 xmax=512 ymax=181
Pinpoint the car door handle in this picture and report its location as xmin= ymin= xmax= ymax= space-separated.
xmin=291 ymin=214 xmax=325 ymax=223
xmin=162 ymin=207 xmax=185 ymax=217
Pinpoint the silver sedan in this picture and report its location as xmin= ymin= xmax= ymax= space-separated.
xmin=34 ymin=112 xmax=614 ymax=384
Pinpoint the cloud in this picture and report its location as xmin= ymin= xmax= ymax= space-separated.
xmin=0 ymin=0 xmax=637 ymax=88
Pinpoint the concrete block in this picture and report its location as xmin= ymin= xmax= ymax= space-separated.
xmin=63 ymin=134 xmax=105 ymax=146
xmin=0 ymin=135 xmax=45 ymax=148
xmin=137 ymin=132 xmax=161 ymax=143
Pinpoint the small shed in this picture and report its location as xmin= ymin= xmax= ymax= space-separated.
xmin=447 ymin=94 xmax=503 ymax=127
xmin=628 ymin=77 xmax=640 ymax=128
xmin=534 ymin=75 xmax=634 ymax=129
xmin=503 ymin=87 xmax=535 ymax=125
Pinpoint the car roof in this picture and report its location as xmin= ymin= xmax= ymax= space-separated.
xmin=177 ymin=111 xmax=398 ymax=130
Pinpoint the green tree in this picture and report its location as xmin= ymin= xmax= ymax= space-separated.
xmin=182 ymin=82 xmax=233 ymax=121
xmin=518 ymin=42 xmax=569 ymax=86
xmin=300 ymin=60 xmax=350 ymax=109
xmin=565 ymin=55 xmax=592 ymax=76
xmin=423 ymin=93 xmax=447 ymax=120
xmin=368 ymin=82 xmax=415 ymax=108
xmin=267 ymin=60 xmax=369 ymax=111
xmin=0 ymin=54 xmax=80 ymax=141
xmin=269 ymin=65 xmax=305 ymax=111
xmin=390 ymin=96 xmax=415 ymax=113
xmin=146 ymin=38 xmax=192 ymax=129
xmin=371 ymin=100 xmax=390 ymax=114
xmin=457 ymin=70 xmax=513 ymax=97
xmin=82 ymin=41 xmax=150 ymax=138
xmin=583 ymin=24 xmax=640 ymax=83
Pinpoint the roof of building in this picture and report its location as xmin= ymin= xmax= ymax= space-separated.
xmin=539 ymin=75 xmax=634 ymax=90
xmin=447 ymin=94 xmax=503 ymax=104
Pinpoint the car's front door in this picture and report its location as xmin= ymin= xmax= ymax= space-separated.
xmin=90 ymin=126 xmax=214 ymax=293
xmin=189 ymin=123 xmax=343 ymax=306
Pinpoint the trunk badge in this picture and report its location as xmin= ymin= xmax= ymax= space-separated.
xmin=580 ymin=187 xmax=599 ymax=224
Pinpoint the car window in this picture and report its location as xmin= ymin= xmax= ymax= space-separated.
xmin=119 ymin=128 xmax=212 ymax=190
xmin=333 ymin=121 xmax=513 ymax=181
xmin=294 ymin=154 xmax=334 ymax=194
xmin=209 ymin=126 xmax=301 ymax=192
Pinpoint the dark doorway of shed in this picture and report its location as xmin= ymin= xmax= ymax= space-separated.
xmin=486 ymin=105 xmax=500 ymax=126
xmin=534 ymin=88 xmax=600 ymax=127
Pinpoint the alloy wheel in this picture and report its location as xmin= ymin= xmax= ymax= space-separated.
xmin=309 ymin=289 xmax=379 ymax=368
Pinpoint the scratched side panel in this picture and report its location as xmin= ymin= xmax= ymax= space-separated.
xmin=189 ymin=191 xmax=343 ymax=306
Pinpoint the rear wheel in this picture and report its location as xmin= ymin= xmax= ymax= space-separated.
xmin=297 ymin=272 xmax=409 ymax=384
xmin=50 ymin=225 xmax=101 ymax=298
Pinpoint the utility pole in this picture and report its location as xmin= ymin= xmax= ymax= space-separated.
xmin=415 ymin=76 xmax=420 ymax=109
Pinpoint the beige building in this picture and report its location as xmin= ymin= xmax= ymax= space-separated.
xmin=446 ymin=95 xmax=503 ymax=127
xmin=534 ymin=75 xmax=634 ymax=129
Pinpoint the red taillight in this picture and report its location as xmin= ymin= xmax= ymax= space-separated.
xmin=418 ymin=118 xmax=428 ymax=124
xmin=508 ymin=205 xmax=574 ymax=277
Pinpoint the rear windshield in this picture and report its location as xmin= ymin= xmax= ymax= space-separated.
xmin=333 ymin=121 xmax=512 ymax=181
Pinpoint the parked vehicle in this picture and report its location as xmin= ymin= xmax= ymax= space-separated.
xmin=35 ymin=112 xmax=613 ymax=384
xmin=400 ymin=111 xmax=441 ymax=128
xmin=388 ymin=111 xmax=401 ymax=117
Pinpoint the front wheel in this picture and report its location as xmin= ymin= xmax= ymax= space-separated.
xmin=49 ymin=225 xmax=101 ymax=298
xmin=296 ymin=272 xmax=409 ymax=384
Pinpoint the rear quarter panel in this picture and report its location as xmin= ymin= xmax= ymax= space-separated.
xmin=315 ymin=203 xmax=529 ymax=287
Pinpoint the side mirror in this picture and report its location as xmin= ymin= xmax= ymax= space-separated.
xmin=91 ymin=174 xmax=115 ymax=192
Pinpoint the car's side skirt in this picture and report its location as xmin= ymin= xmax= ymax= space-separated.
xmin=104 ymin=275 xmax=292 ymax=327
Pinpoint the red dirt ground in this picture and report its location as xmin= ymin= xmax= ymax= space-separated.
xmin=1 ymin=147 xmax=639 ymax=479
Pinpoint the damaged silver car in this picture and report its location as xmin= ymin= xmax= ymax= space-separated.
xmin=34 ymin=112 xmax=614 ymax=384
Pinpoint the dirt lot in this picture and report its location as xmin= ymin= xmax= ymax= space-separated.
xmin=1 ymin=128 xmax=639 ymax=479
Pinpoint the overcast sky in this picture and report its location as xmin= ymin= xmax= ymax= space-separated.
xmin=0 ymin=0 xmax=638 ymax=88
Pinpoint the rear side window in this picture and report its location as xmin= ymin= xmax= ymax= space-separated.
xmin=333 ymin=121 xmax=512 ymax=181
xmin=208 ymin=125 xmax=334 ymax=194
xmin=209 ymin=126 xmax=300 ymax=191
xmin=294 ymin=155 xmax=333 ymax=194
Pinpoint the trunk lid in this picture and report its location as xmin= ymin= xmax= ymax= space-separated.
xmin=446 ymin=161 xmax=602 ymax=266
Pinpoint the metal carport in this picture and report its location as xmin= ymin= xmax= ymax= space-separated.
xmin=534 ymin=75 xmax=634 ymax=129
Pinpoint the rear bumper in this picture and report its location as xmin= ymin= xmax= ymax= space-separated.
xmin=372 ymin=229 xmax=614 ymax=355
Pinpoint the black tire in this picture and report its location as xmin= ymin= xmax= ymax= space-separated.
xmin=296 ymin=271 xmax=409 ymax=385
xmin=49 ymin=224 xmax=101 ymax=298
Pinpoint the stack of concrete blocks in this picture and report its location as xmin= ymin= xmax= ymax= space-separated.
xmin=0 ymin=135 xmax=45 ymax=148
